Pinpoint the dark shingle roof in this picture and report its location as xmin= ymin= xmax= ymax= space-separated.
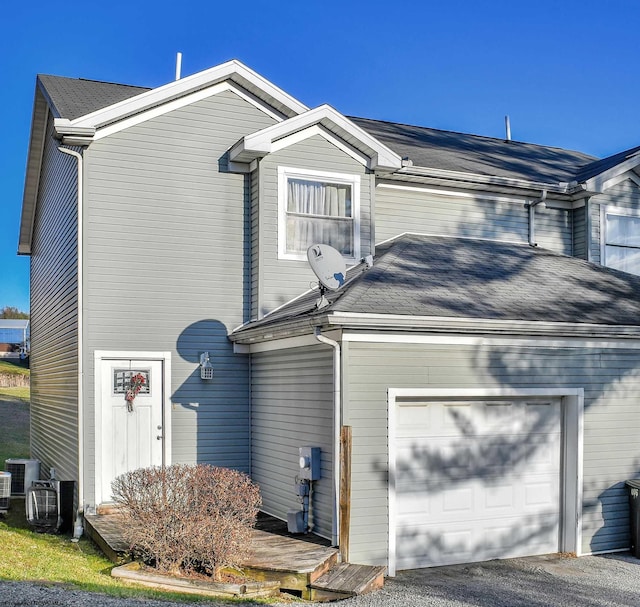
xmin=350 ymin=116 xmax=598 ymax=184
xmin=35 ymin=73 xmax=639 ymax=186
xmin=233 ymin=234 xmax=640 ymax=335
xmin=38 ymin=75 xmax=150 ymax=120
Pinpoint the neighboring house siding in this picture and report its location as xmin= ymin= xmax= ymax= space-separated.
xmin=255 ymin=135 xmax=372 ymax=318
xmin=591 ymin=179 xmax=640 ymax=267
xmin=81 ymin=89 xmax=277 ymax=505
xmin=343 ymin=340 xmax=640 ymax=565
xmin=29 ymin=116 xmax=79 ymax=485
xmin=251 ymin=346 xmax=334 ymax=540
xmin=375 ymin=184 xmax=572 ymax=254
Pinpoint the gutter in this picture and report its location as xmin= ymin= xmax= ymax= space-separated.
xmin=230 ymin=312 xmax=640 ymax=345
xmin=527 ymin=189 xmax=548 ymax=247
xmin=57 ymin=146 xmax=85 ymax=539
xmin=314 ymin=328 xmax=341 ymax=547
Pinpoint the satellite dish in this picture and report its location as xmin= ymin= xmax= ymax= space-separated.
xmin=307 ymin=244 xmax=346 ymax=292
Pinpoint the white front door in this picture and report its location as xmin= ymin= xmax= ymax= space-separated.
xmin=98 ymin=358 xmax=165 ymax=504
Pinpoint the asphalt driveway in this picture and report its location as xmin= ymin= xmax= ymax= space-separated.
xmin=345 ymin=553 xmax=640 ymax=607
xmin=1 ymin=553 xmax=639 ymax=607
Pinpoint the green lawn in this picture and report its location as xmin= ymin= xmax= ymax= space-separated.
xmin=0 ymin=358 xmax=30 ymax=376
xmin=0 ymin=391 xmax=30 ymax=463
xmin=0 ymin=386 xmax=276 ymax=604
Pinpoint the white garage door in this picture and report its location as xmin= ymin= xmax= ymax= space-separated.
xmin=395 ymin=399 xmax=561 ymax=570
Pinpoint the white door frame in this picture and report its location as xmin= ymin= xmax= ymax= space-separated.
xmin=387 ymin=387 xmax=584 ymax=576
xmin=94 ymin=350 xmax=172 ymax=506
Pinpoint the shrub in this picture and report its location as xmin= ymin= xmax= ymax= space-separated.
xmin=111 ymin=464 xmax=261 ymax=579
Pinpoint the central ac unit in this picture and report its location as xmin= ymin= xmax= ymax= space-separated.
xmin=5 ymin=459 xmax=40 ymax=495
xmin=26 ymin=480 xmax=62 ymax=532
xmin=0 ymin=471 xmax=11 ymax=513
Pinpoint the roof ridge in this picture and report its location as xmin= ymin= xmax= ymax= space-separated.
xmin=349 ymin=115 xmax=599 ymax=161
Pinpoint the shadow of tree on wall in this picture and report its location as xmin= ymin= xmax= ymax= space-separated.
xmin=359 ymin=184 xmax=640 ymax=564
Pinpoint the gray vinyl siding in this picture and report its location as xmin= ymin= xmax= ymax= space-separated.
xmin=255 ymin=135 xmax=372 ymax=318
xmin=591 ymin=179 xmax=640 ymax=267
xmin=81 ymin=89 xmax=276 ymax=505
xmin=342 ymin=340 xmax=640 ymax=565
xmin=29 ymin=116 xmax=80 ymax=485
xmin=251 ymin=167 xmax=261 ymax=320
xmin=375 ymin=185 xmax=572 ymax=254
xmin=573 ymin=204 xmax=587 ymax=259
xmin=251 ymin=346 xmax=334 ymax=540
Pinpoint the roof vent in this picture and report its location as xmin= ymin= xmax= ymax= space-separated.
xmin=505 ymin=115 xmax=512 ymax=142
xmin=175 ymin=52 xmax=183 ymax=81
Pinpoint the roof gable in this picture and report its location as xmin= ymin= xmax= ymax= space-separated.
xmin=230 ymin=104 xmax=402 ymax=171
xmin=54 ymin=60 xmax=308 ymax=138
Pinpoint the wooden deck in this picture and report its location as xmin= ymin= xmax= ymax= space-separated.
xmin=84 ymin=511 xmax=383 ymax=600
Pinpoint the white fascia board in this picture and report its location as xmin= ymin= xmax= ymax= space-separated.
xmin=230 ymin=311 xmax=640 ymax=345
xmin=326 ymin=312 xmax=640 ymax=338
xmin=230 ymin=104 xmax=403 ymax=170
xmin=398 ymin=165 xmax=571 ymax=195
xmin=66 ymin=60 xmax=308 ymax=131
xmin=342 ymin=331 xmax=640 ymax=350
xmin=584 ymin=153 xmax=640 ymax=193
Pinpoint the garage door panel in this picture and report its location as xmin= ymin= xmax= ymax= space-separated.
xmin=395 ymin=399 xmax=562 ymax=569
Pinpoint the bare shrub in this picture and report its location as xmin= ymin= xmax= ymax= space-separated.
xmin=111 ymin=464 xmax=261 ymax=579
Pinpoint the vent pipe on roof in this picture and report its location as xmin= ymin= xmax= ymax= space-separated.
xmin=505 ymin=115 xmax=512 ymax=141
xmin=175 ymin=52 xmax=183 ymax=81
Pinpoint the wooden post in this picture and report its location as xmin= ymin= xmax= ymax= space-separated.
xmin=340 ymin=425 xmax=352 ymax=562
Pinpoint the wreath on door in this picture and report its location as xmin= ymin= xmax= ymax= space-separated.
xmin=125 ymin=373 xmax=147 ymax=412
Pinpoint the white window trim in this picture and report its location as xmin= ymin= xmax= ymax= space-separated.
xmin=277 ymin=166 xmax=361 ymax=262
xmin=600 ymin=204 xmax=640 ymax=269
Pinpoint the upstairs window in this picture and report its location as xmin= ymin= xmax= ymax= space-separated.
xmin=278 ymin=167 xmax=360 ymax=260
xmin=604 ymin=208 xmax=640 ymax=275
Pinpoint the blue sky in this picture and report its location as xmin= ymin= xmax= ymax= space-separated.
xmin=2 ymin=0 xmax=639 ymax=313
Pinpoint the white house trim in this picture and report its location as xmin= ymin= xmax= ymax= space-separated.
xmin=277 ymin=166 xmax=362 ymax=262
xmin=83 ymin=81 xmax=284 ymax=141
xmin=341 ymin=331 xmax=640 ymax=350
xmin=230 ymin=104 xmax=402 ymax=170
xmin=60 ymin=60 xmax=307 ymax=132
xmin=270 ymin=124 xmax=370 ymax=167
xmin=93 ymin=350 xmax=172 ymax=508
xmin=600 ymin=203 xmax=640 ymax=271
xmin=387 ymin=387 xmax=584 ymax=576
xmin=584 ymin=153 xmax=640 ymax=193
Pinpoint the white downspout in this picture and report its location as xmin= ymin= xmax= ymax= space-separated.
xmin=58 ymin=146 xmax=84 ymax=539
xmin=528 ymin=189 xmax=547 ymax=247
xmin=315 ymin=327 xmax=341 ymax=547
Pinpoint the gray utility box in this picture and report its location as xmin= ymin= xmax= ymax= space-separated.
xmin=299 ymin=447 xmax=321 ymax=481
xmin=626 ymin=479 xmax=640 ymax=558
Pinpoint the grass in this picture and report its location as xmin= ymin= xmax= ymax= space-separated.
xmin=0 ymin=391 xmax=30 ymax=462
xmin=0 ymin=358 xmax=30 ymax=376
xmin=0 ymin=388 xmax=282 ymax=605
xmin=0 ymin=500 xmax=275 ymax=604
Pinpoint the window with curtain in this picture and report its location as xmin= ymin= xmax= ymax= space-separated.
xmin=279 ymin=167 xmax=360 ymax=259
xmin=605 ymin=211 xmax=640 ymax=275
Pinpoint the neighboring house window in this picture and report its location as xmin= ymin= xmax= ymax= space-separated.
xmin=603 ymin=207 xmax=640 ymax=274
xmin=278 ymin=166 xmax=360 ymax=260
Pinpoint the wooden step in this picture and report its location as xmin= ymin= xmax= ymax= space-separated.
xmin=310 ymin=563 xmax=386 ymax=600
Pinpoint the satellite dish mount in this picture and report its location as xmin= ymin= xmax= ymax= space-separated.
xmin=307 ymin=244 xmax=346 ymax=309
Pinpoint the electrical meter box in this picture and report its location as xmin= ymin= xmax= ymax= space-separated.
xmin=298 ymin=446 xmax=321 ymax=481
